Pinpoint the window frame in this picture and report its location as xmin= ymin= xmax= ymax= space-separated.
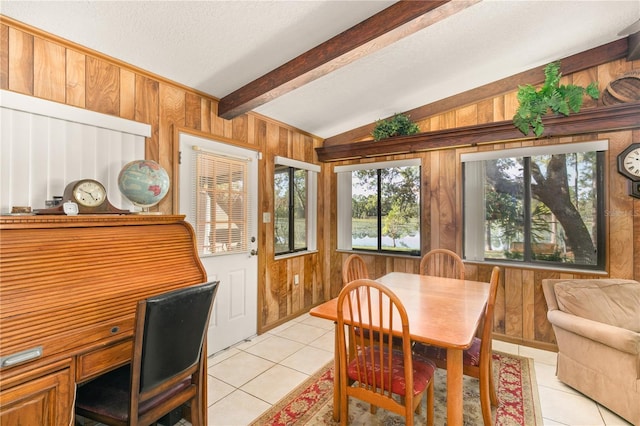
xmin=273 ymin=156 xmax=319 ymax=257
xmin=461 ymin=140 xmax=607 ymax=271
xmin=335 ymin=159 xmax=422 ymax=256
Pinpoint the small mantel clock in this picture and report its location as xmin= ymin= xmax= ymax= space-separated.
xmin=35 ymin=179 xmax=129 ymax=214
xmin=617 ymin=143 xmax=640 ymax=199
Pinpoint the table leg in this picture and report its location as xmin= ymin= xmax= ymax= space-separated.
xmin=446 ymin=348 xmax=463 ymax=426
xmin=332 ymin=321 xmax=340 ymax=421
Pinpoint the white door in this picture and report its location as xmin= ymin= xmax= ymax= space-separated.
xmin=179 ymin=131 xmax=258 ymax=356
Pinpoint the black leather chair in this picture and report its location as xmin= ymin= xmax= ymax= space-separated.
xmin=75 ymin=281 xmax=219 ymax=426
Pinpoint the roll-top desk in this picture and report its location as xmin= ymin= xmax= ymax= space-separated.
xmin=0 ymin=215 xmax=207 ymax=425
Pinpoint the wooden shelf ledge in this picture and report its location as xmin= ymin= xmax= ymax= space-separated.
xmin=315 ymin=102 xmax=640 ymax=162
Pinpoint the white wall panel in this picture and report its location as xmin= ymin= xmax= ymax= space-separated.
xmin=0 ymin=91 xmax=150 ymax=213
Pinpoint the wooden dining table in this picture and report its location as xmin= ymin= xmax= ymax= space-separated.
xmin=309 ymin=271 xmax=490 ymax=426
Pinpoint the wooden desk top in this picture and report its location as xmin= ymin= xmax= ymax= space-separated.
xmin=310 ymin=272 xmax=490 ymax=349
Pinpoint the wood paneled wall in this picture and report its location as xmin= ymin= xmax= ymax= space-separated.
xmin=2 ymin=16 xmax=639 ymax=348
xmin=0 ymin=16 xmax=325 ymax=335
xmin=328 ymin=58 xmax=640 ymax=350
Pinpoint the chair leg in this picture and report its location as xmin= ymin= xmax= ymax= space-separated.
xmin=189 ymin=394 xmax=201 ymax=426
xmin=426 ymin=381 xmax=434 ymax=426
xmin=489 ymin=360 xmax=498 ymax=406
xmin=405 ymin=402 xmax=414 ymax=426
xmin=479 ymin=373 xmax=493 ymax=426
xmin=340 ymin=381 xmax=348 ymax=426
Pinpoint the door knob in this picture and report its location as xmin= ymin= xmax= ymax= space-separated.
xmin=250 ymin=249 xmax=258 ymax=256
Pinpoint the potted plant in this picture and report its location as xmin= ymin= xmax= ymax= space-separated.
xmin=372 ymin=113 xmax=420 ymax=141
xmin=513 ymin=61 xmax=599 ymax=137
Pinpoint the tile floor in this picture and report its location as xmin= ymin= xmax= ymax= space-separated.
xmin=206 ymin=312 xmax=633 ymax=426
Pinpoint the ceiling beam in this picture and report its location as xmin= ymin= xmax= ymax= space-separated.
xmin=218 ymin=0 xmax=480 ymax=120
xmin=627 ymin=32 xmax=640 ymax=60
xmin=324 ymin=37 xmax=630 ymax=146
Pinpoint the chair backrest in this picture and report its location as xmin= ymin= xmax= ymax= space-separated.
xmin=419 ymin=248 xmax=465 ymax=279
xmin=342 ymin=253 xmax=369 ymax=285
xmin=132 ymin=281 xmax=219 ymax=413
xmin=336 ymin=279 xmax=416 ymax=409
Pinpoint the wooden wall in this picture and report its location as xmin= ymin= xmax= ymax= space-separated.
xmin=2 ymin=16 xmax=639 ymax=349
xmin=0 ymin=16 xmax=325 ymax=335
xmin=327 ymin=58 xmax=640 ymax=350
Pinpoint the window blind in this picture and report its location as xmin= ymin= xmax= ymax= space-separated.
xmin=192 ymin=148 xmax=250 ymax=256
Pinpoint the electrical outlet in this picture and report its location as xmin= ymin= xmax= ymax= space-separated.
xmin=294 ymin=274 xmax=299 ymax=285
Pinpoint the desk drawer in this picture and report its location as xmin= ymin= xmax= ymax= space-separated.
xmin=77 ymin=340 xmax=131 ymax=382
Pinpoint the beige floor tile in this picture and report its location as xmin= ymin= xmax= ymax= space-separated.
xmin=542 ymin=418 xmax=567 ymax=425
xmin=208 ymin=351 xmax=274 ymax=388
xmin=308 ymin=329 xmax=336 ymax=353
xmin=279 ymin=345 xmax=334 ymax=375
xmin=533 ymin=362 xmax=581 ymax=396
xmin=597 ymin=404 xmax=633 ymax=426
xmin=233 ymin=332 xmax=271 ymax=351
xmin=492 ymin=339 xmax=519 ymax=355
xmin=538 ymin=385 xmax=604 ymax=425
xmin=292 ymin=312 xmax=311 ymax=322
xmin=264 ymin=320 xmax=296 ymax=336
xmin=208 ymin=389 xmax=271 ymax=426
xmin=240 ymin=364 xmax=309 ymax=405
xmin=520 ymin=345 xmax=558 ymax=365
xmin=208 ymin=346 xmax=241 ymax=366
xmin=300 ymin=314 xmax=335 ymax=330
xmin=273 ymin=322 xmax=328 ymax=344
xmin=243 ymin=335 xmax=305 ymax=363
xmin=208 ymin=375 xmax=235 ymax=406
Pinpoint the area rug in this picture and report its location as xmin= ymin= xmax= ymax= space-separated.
xmin=250 ymin=351 xmax=543 ymax=425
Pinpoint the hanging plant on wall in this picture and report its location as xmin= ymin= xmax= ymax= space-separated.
xmin=513 ymin=61 xmax=600 ymax=137
xmin=372 ymin=113 xmax=420 ymax=141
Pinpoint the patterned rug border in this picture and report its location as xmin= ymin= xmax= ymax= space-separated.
xmin=250 ymin=351 xmax=543 ymax=425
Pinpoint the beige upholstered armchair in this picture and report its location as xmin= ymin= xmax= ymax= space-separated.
xmin=542 ymin=279 xmax=640 ymax=425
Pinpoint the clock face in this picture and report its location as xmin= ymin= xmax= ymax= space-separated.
xmin=622 ymin=147 xmax=640 ymax=179
xmin=618 ymin=143 xmax=640 ymax=182
xmin=72 ymin=180 xmax=107 ymax=207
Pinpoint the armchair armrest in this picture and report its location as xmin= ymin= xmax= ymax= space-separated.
xmin=547 ymin=310 xmax=640 ymax=355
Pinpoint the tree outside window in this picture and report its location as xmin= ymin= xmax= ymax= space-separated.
xmin=350 ymin=165 xmax=420 ymax=254
xmin=274 ymin=165 xmax=307 ymax=254
xmin=475 ymin=149 xmax=603 ymax=268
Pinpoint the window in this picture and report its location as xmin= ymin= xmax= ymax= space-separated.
xmin=462 ymin=141 xmax=606 ymax=269
xmin=336 ymin=159 xmax=421 ymax=255
xmin=193 ymin=150 xmax=249 ymax=256
xmin=274 ymin=157 xmax=319 ymax=256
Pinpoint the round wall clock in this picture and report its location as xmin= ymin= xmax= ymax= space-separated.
xmin=617 ymin=143 xmax=640 ymax=199
xmin=617 ymin=143 xmax=640 ymax=182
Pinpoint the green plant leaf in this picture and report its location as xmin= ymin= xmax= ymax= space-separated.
xmin=513 ymin=61 xmax=599 ymax=136
xmin=372 ymin=113 xmax=420 ymax=141
xmin=586 ymin=83 xmax=600 ymax=99
xmin=533 ymin=120 xmax=544 ymax=137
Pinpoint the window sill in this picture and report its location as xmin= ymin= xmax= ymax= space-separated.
xmin=274 ymin=250 xmax=318 ymax=260
xmin=463 ymin=259 xmax=608 ymax=276
xmin=336 ymin=249 xmax=421 ymax=260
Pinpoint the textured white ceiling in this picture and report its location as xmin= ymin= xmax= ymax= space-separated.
xmin=2 ymin=0 xmax=639 ymax=138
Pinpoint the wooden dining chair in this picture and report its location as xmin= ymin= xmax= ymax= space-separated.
xmin=336 ymin=279 xmax=436 ymax=426
xmin=342 ymin=253 xmax=369 ymax=285
xmin=75 ymin=281 xmax=219 ymax=426
xmin=413 ymin=266 xmax=500 ymax=426
xmin=419 ymin=248 xmax=465 ymax=279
